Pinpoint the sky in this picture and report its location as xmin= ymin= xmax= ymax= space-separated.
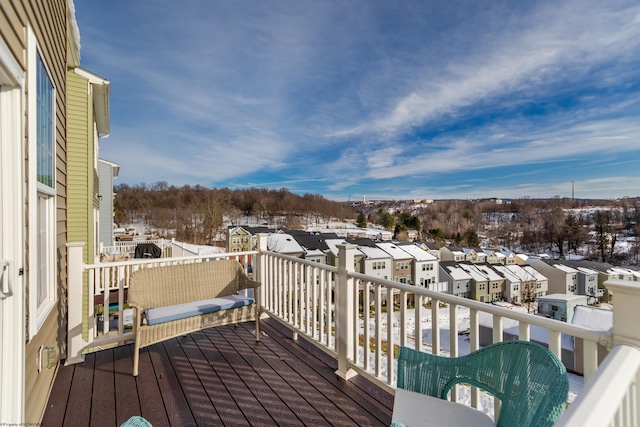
xmin=74 ymin=0 xmax=640 ymax=201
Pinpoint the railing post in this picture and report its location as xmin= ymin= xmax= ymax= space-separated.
xmin=605 ymin=279 xmax=640 ymax=348
xmin=336 ymin=244 xmax=357 ymax=381
xmin=256 ymin=233 xmax=268 ymax=316
xmin=66 ymin=242 xmax=86 ymax=365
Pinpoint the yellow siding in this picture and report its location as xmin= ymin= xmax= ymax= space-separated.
xmin=1 ymin=0 xmax=70 ymax=423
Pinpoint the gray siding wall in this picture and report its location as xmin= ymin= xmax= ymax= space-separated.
xmin=98 ymin=160 xmax=115 ymax=247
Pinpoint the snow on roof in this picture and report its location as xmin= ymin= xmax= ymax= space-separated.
xmin=457 ymin=264 xmax=488 ymax=282
xmin=538 ymin=294 xmax=589 ymax=302
xmin=175 ymin=241 xmax=226 ymax=256
xmin=324 ymin=239 xmax=364 ymax=257
xmin=576 ymin=266 xmax=599 ymax=275
xmin=445 ymin=265 xmax=473 ymax=281
xmin=376 ymin=242 xmax=413 ymax=260
xmin=475 ymin=264 xmax=504 ymax=281
xmin=398 ymin=244 xmax=437 ymax=262
xmin=571 ymin=306 xmax=612 ymax=332
xmin=358 ymin=246 xmax=391 ymax=260
xmin=553 ymin=264 xmax=580 ymax=274
xmin=267 ymin=233 xmax=305 ymax=254
xmin=304 ymin=248 xmax=325 ymax=258
xmin=493 ymin=265 xmax=522 ymax=283
xmin=522 ymin=265 xmax=547 ymax=281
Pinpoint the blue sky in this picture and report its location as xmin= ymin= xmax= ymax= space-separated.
xmin=74 ymin=0 xmax=640 ymax=201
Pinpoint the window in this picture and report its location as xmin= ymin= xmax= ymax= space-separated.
xmin=28 ymin=29 xmax=56 ymax=337
xmin=36 ymin=53 xmax=54 ymax=188
xmin=422 ymin=263 xmax=433 ymax=271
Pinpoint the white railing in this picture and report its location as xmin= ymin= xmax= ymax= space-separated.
xmin=66 ymin=242 xmax=256 ymax=363
xmin=99 ymin=238 xmax=172 ymax=257
xmin=254 ymin=237 xmax=615 ymax=421
xmin=67 ymin=236 xmax=640 ymax=426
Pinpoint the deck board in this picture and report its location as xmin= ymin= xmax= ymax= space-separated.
xmin=42 ymin=318 xmax=394 ymax=426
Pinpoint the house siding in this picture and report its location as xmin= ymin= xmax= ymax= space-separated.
xmin=1 ymin=0 xmax=68 ymax=423
xmin=66 ymin=69 xmax=94 ymax=341
xmin=98 ymin=160 xmax=117 ymax=246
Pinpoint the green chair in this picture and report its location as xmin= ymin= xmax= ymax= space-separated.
xmin=120 ymin=416 xmax=152 ymax=427
xmin=396 ymin=341 xmax=569 ymax=427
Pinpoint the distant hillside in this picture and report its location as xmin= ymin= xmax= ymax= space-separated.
xmin=114 ymin=182 xmax=356 ymax=244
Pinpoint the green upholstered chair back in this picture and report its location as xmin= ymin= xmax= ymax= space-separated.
xmin=397 ymin=341 xmax=569 ymax=427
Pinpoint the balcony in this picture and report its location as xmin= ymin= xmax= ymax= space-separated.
xmin=48 ymin=236 xmax=640 ymax=426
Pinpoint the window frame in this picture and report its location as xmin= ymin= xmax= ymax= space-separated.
xmin=27 ymin=27 xmax=57 ymax=338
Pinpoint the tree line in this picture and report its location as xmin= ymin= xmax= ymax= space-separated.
xmin=114 ymin=182 xmax=356 ymax=245
xmin=359 ymin=197 xmax=640 ymax=265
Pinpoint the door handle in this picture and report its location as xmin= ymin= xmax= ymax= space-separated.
xmin=0 ymin=260 xmax=13 ymax=299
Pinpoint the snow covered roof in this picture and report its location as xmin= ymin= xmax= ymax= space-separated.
xmin=358 ymin=246 xmax=391 ymax=260
xmin=553 ymin=264 xmax=580 ymax=274
xmin=398 ymin=244 xmax=437 ymax=262
xmin=324 ymin=239 xmax=364 ymax=257
xmin=304 ymin=248 xmax=325 ymax=258
xmin=576 ymin=266 xmax=599 ymax=276
xmin=538 ymin=294 xmax=589 ymax=303
xmin=376 ymin=242 xmax=413 ymax=260
xmin=571 ymin=306 xmax=612 ymax=332
xmin=267 ymin=233 xmax=305 ymax=254
xmin=445 ymin=265 xmax=473 ymax=281
xmin=493 ymin=265 xmax=522 ymax=283
xmin=475 ymin=264 xmax=504 ymax=281
xmin=457 ymin=264 xmax=488 ymax=282
xmin=522 ymin=265 xmax=547 ymax=281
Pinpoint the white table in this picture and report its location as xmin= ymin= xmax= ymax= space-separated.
xmin=391 ymin=388 xmax=495 ymax=427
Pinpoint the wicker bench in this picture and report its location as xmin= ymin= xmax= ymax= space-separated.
xmin=128 ymin=259 xmax=261 ymax=376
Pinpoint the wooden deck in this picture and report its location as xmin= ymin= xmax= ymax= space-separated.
xmin=43 ymin=318 xmax=394 ymax=426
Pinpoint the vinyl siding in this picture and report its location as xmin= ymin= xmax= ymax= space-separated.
xmin=66 ymin=70 xmax=94 ymax=342
xmin=0 ymin=0 xmax=68 ymax=423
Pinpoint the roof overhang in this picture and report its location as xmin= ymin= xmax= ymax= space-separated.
xmin=98 ymin=158 xmax=120 ymax=178
xmin=74 ymin=67 xmax=111 ymax=138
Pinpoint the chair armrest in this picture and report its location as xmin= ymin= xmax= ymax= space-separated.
xmin=128 ymin=303 xmax=145 ymax=327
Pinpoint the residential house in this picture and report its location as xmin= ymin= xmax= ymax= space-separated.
xmin=67 ymin=67 xmax=110 ymax=265
xmin=482 ymin=249 xmax=503 ymax=264
xmin=439 ymin=263 xmax=473 ymax=298
xmin=291 ymin=233 xmax=331 ymax=264
xmin=1 ymin=0 xmax=77 ymax=422
xmin=227 ymin=226 xmax=254 ymax=252
xmin=267 ymin=233 xmax=305 ymax=258
xmin=398 ymin=243 xmax=439 ymax=288
xmin=491 ymin=265 xmax=523 ymax=304
xmin=440 ymin=246 xmax=466 ymax=262
xmin=462 ymin=247 xmax=486 ymax=264
xmin=522 ymin=265 xmax=549 ymax=300
xmin=98 ymin=159 xmax=119 ymax=249
xmin=500 ymin=249 xmax=517 ymax=265
xmin=474 ymin=264 xmax=505 ymax=302
xmin=537 ymin=294 xmax=588 ymax=322
xmin=530 ymin=260 xmax=579 ymax=295
xmin=576 ymin=266 xmax=602 ymax=304
xmin=457 ymin=263 xmax=490 ymax=302
xmin=358 ymin=246 xmax=392 ymax=281
xmin=377 ymin=242 xmax=413 ymax=285
xmin=420 ymin=241 xmax=441 ymax=260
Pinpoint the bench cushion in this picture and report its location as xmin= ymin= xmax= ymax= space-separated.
xmin=144 ymin=295 xmax=255 ymax=326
